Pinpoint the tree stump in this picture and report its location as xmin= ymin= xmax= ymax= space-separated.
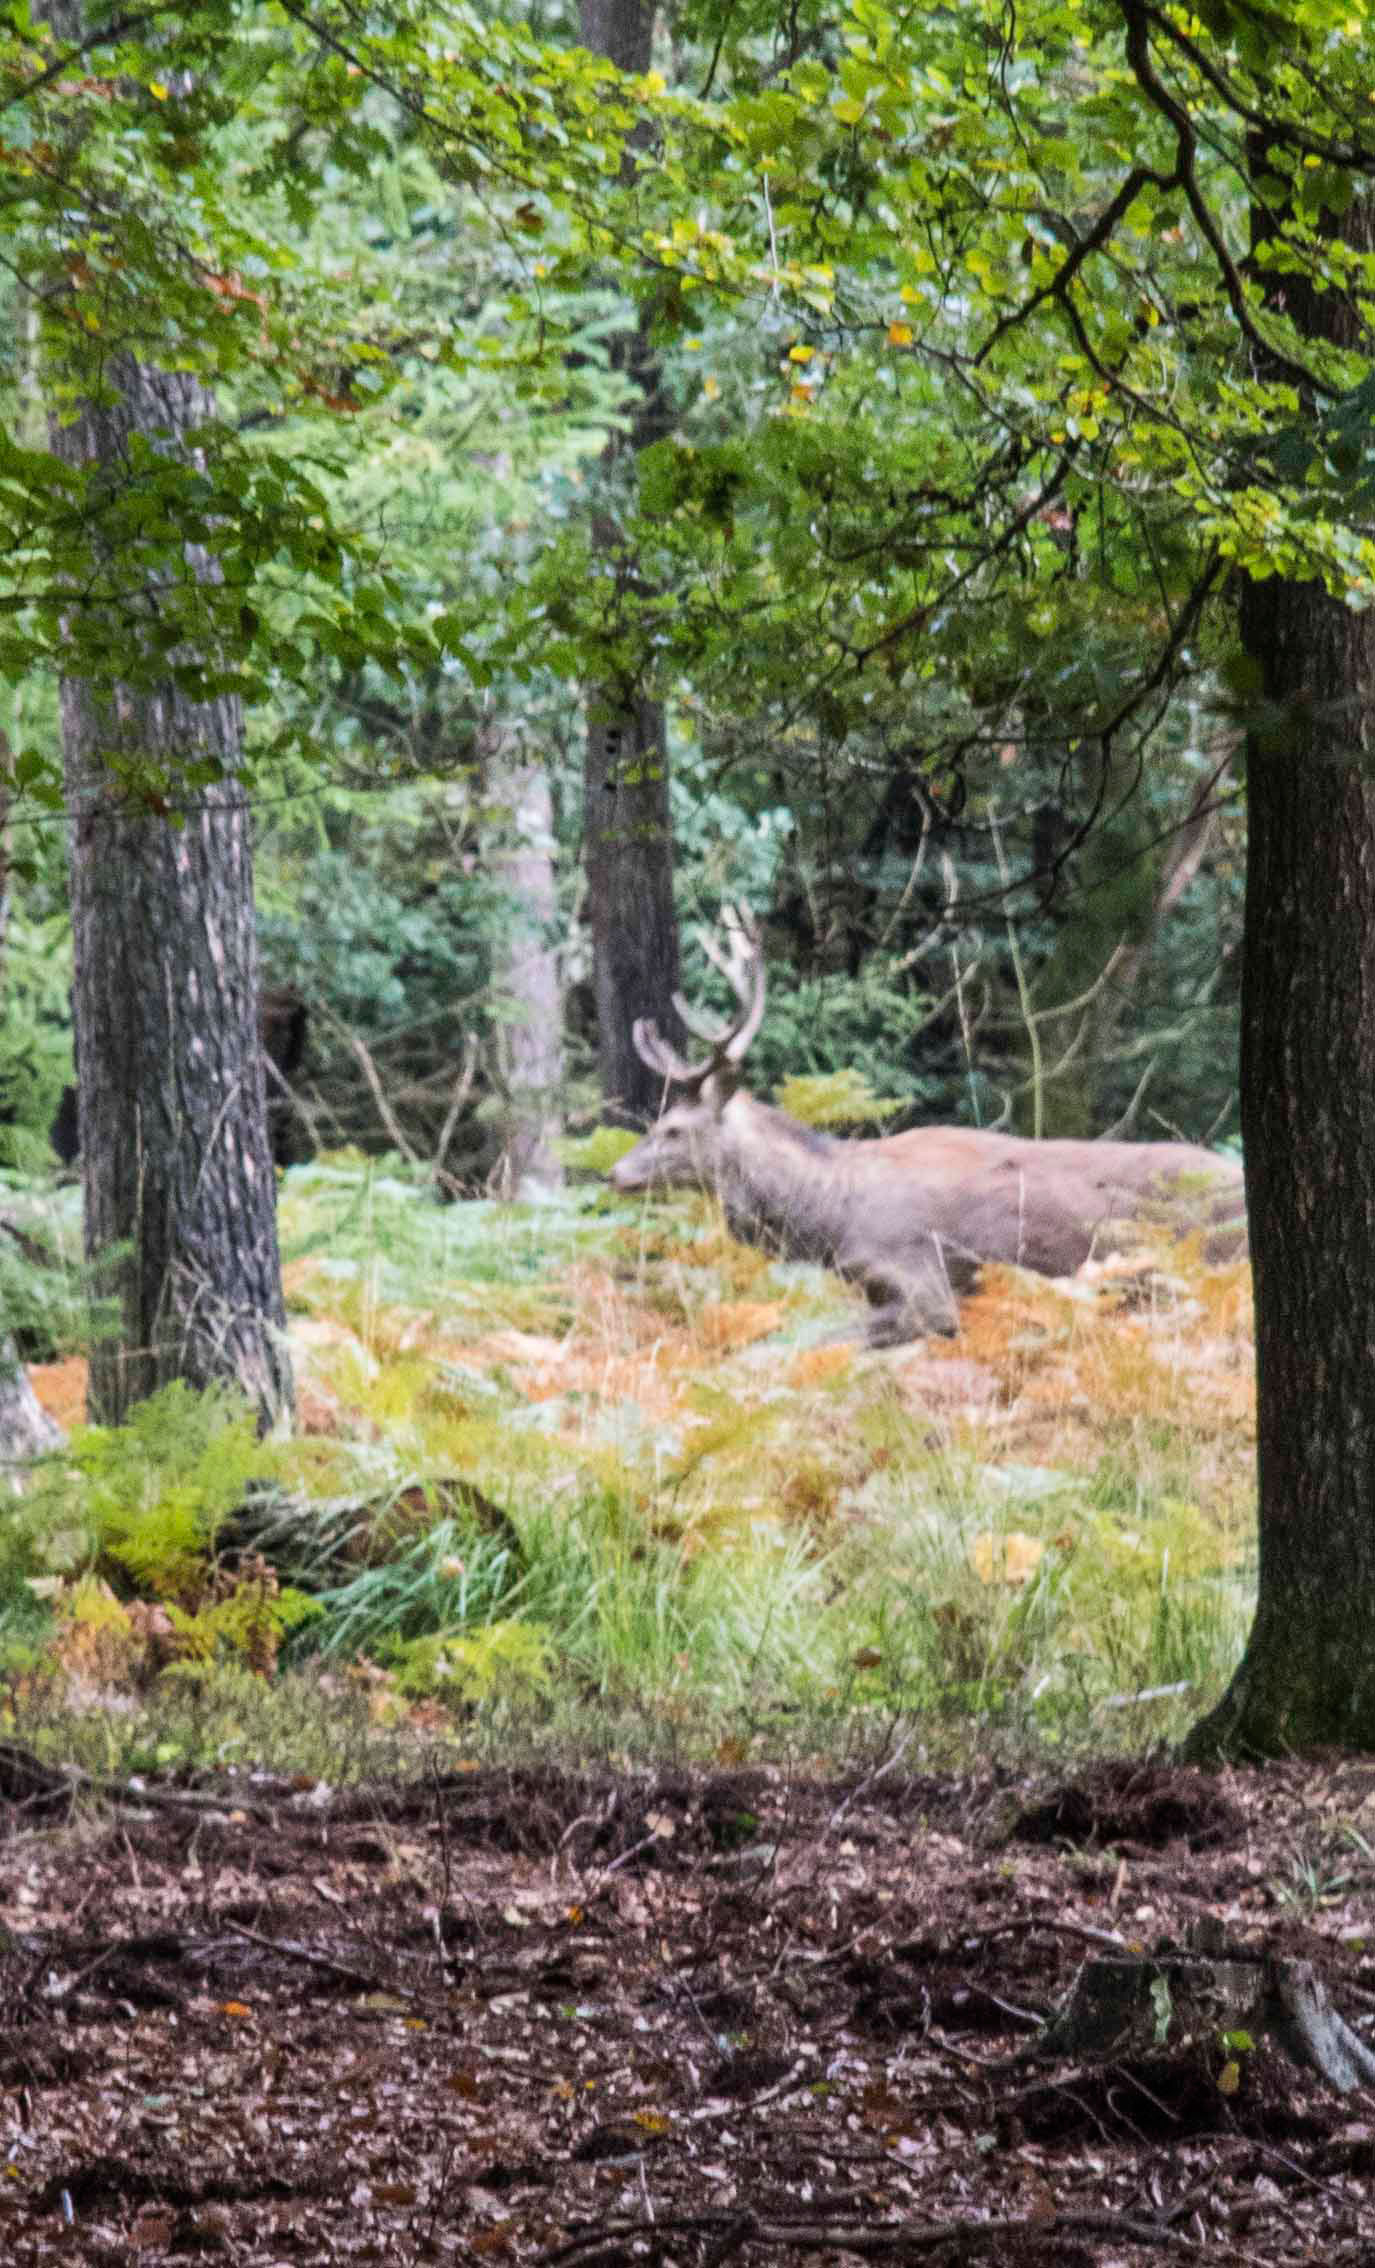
xmin=1037 ymin=1949 xmax=1375 ymax=2093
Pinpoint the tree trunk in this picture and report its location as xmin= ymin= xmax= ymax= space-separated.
xmin=51 ymin=358 xmax=290 ymax=1430
xmin=0 ymin=745 xmax=61 ymax=1471
xmin=487 ymin=734 xmax=566 ymax=1196
xmin=1186 ymin=573 xmax=1375 ymax=1754
xmin=579 ymin=0 xmax=682 ymax=1126
xmin=584 ymin=696 xmax=681 ymax=1123
xmin=0 ymin=1347 xmax=60 ymax=1480
xmin=1187 ymin=189 xmax=1375 ymax=1757
xmin=0 ymin=734 xmax=10 ymax=1004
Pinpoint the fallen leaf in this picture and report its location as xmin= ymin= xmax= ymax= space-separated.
xmin=970 ymin=1530 xmax=1045 ymax=1586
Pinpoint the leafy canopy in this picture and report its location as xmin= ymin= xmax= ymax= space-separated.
xmin=1 ymin=0 xmax=1372 ymax=815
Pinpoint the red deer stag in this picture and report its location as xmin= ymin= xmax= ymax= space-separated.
xmin=610 ymin=907 xmax=1246 ymax=1345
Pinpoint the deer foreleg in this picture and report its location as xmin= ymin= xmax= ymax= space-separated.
xmin=856 ymin=1253 xmax=961 ymax=1345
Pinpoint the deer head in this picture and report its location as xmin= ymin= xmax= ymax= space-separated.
xmin=610 ymin=904 xmax=765 ymax=1191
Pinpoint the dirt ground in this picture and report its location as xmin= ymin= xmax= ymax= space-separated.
xmin=0 ymin=1750 xmax=1373 ymax=2266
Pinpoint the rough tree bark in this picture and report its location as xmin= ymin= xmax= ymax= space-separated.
xmin=579 ymin=0 xmax=683 ymax=1125
xmin=486 ymin=728 xmax=566 ymax=1196
xmin=1187 ymin=193 xmax=1375 ymax=1755
xmin=584 ymin=694 xmax=682 ymax=1124
xmin=33 ymin=0 xmax=291 ymax=1430
xmin=49 ymin=354 xmax=291 ymax=1429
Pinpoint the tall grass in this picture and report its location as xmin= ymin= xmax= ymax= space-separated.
xmin=0 ymin=1161 xmax=1257 ymax=1769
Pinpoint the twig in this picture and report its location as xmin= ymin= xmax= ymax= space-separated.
xmin=312 ymin=1000 xmax=422 ymax=1163
xmin=540 ymin=2205 xmax=1205 ymax=2263
xmin=222 ymin=1919 xmax=417 ymax=2002
xmin=952 ymin=1915 xmax=1130 ymax=1952
xmin=432 ymin=1033 xmax=480 ymax=1177
xmin=9 ymin=1748 xmax=274 ymax=1821
xmin=822 ymin=1727 xmax=915 ymax=1840
xmin=1101 ymin=1055 xmax=1159 ymax=1142
xmin=989 ymin=805 xmax=1044 ymax=1140
xmin=261 ymin=1048 xmax=321 ymax=1150
xmin=684 ymin=2058 xmax=811 ymax=2124
xmin=876 ymin=793 xmax=932 ymax=948
xmin=942 ymin=853 xmax=983 ymax=1128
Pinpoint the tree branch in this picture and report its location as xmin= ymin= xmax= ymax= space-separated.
xmin=1118 ymin=0 xmax=1330 ymax=396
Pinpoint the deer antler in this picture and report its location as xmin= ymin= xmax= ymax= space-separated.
xmin=630 ymin=1017 xmax=701 ymax=1085
xmin=631 ymin=903 xmax=766 ymax=1090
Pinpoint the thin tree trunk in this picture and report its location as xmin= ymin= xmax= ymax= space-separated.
xmin=0 ymin=1343 xmax=60 ymax=1480
xmin=579 ymin=0 xmax=682 ymax=1126
xmin=0 ymin=735 xmax=9 ymax=1005
xmin=0 ymin=736 xmax=62 ymax=1468
xmin=487 ymin=733 xmax=565 ymax=1196
xmin=584 ymin=695 xmax=680 ymax=1123
xmin=51 ymin=358 xmax=290 ymax=1429
xmin=1186 ymin=191 xmax=1375 ymax=1757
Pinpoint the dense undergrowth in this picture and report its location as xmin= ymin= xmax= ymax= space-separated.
xmin=1 ymin=1156 xmax=1256 ymax=1775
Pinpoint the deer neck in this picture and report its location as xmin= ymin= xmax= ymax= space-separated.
xmin=715 ymin=1094 xmax=846 ymax=1261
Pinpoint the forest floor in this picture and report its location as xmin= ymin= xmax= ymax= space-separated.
xmin=0 ymin=1749 xmax=1373 ymax=2266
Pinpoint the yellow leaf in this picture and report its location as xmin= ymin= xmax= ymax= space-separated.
xmin=788 ymin=342 xmax=815 ymax=364
xmin=887 ymin=321 xmax=914 ymax=346
xmin=1217 ymin=2059 xmax=1241 ymax=2096
xmin=970 ymin=1531 xmax=1045 ymax=1587
xmin=703 ymin=375 xmax=720 ymax=400
xmin=148 ymin=80 xmax=169 ymax=99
